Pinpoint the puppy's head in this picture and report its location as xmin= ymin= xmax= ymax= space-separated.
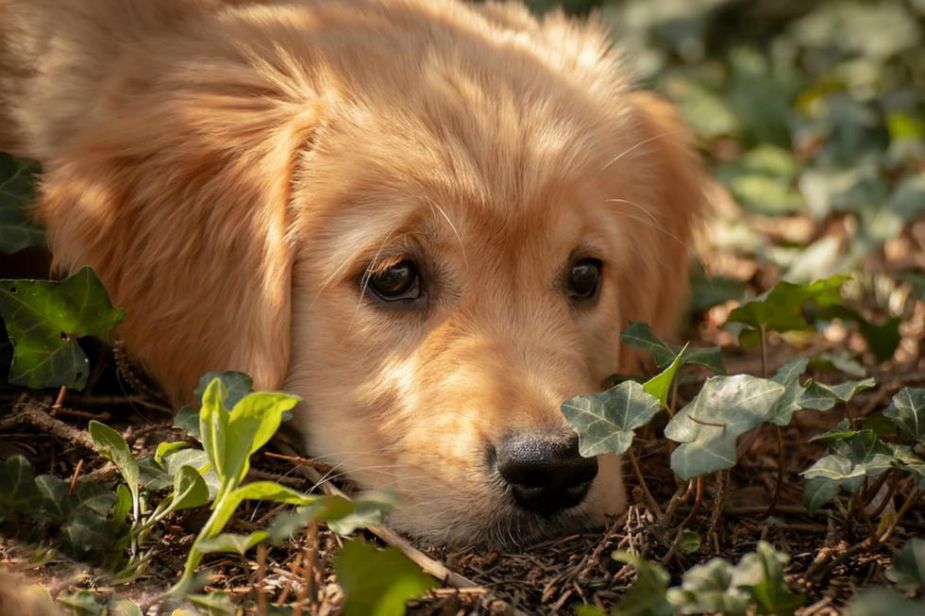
xmin=36 ymin=4 xmax=703 ymax=544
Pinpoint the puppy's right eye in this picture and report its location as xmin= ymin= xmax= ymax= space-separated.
xmin=367 ymin=260 xmax=422 ymax=302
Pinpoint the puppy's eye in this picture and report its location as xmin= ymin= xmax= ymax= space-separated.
xmin=567 ymin=258 xmax=602 ymax=300
xmin=367 ymin=260 xmax=421 ymax=302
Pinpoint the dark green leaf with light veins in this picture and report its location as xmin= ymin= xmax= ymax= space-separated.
xmin=886 ymin=538 xmax=925 ymax=592
xmin=562 ymin=381 xmax=661 ymax=457
xmin=0 ymin=267 xmax=124 ymax=389
xmin=666 ymin=375 xmax=786 ymax=480
xmin=884 ymin=387 xmax=925 ymax=445
xmin=610 ymin=551 xmax=673 ymax=616
xmin=0 ymin=154 xmax=45 ymax=254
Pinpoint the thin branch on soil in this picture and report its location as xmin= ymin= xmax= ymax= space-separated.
xmin=0 ymin=396 xmax=95 ymax=450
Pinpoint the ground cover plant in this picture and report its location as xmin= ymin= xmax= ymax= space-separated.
xmin=1 ymin=0 xmax=924 ymax=614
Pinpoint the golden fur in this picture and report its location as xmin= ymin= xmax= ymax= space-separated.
xmin=1 ymin=0 xmax=704 ymax=543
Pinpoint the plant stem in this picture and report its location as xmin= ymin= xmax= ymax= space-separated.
xmin=626 ymin=447 xmax=664 ymax=519
xmin=759 ymin=326 xmax=768 ymax=379
xmin=759 ymin=426 xmax=785 ymax=520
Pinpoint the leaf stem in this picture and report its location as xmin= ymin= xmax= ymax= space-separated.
xmin=626 ymin=447 xmax=664 ymax=519
xmin=758 ymin=426 xmax=785 ymax=520
xmin=759 ymin=325 xmax=768 ymax=379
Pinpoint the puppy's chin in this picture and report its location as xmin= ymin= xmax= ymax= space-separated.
xmin=383 ymin=454 xmax=626 ymax=547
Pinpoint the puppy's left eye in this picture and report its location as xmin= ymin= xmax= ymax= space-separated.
xmin=567 ymin=258 xmax=602 ymax=301
xmin=367 ymin=260 xmax=422 ymax=302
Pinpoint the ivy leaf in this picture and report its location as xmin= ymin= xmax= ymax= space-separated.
xmin=335 ymin=540 xmax=435 ymax=616
xmin=886 ymin=538 xmax=925 ymax=592
xmin=610 ymin=551 xmax=673 ymax=616
xmin=0 ymin=455 xmax=40 ymax=517
xmin=846 ymin=588 xmax=925 ymax=616
xmin=0 ymin=154 xmax=45 ymax=254
xmin=766 ymin=358 xmax=810 ymax=427
xmin=666 ymin=558 xmax=751 ymax=615
xmin=643 ymin=343 xmax=688 ymax=408
xmin=174 ymin=372 xmax=254 ymax=442
xmin=726 ymin=276 xmax=847 ymax=341
xmin=562 ymin=381 xmax=661 ymax=457
xmin=0 ymin=267 xmax=124 ymax=390
xmin=620 ymin=322 xmax=725 ymax=374
xmin=666 ymin=375 xmax=786 ymax=480
xmin=800 ymin=378 xmax=876 ymax=411
xmin=884 ymin=387 xmax=925 ymax=445
xmin=740 ymin=542 xmax=804 ymax=615
xmin=268 ymin=492 xmax=397 ymax=541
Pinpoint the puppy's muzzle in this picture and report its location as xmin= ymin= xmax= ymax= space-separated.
xmin=492 ymin=434 xmax=598 ymax=516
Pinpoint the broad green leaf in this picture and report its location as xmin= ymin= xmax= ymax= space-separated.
xmin=187 ymin=592 xmax=236 ymax=615
xmin=35 ymin=474 xmax=72 ymax=523
xmin=110 ymin=600 xmax=143 ymax=616
xmin=726 ymin=276 xmax=847 ymax=338
xmin=886 ymin=538 xmax=925 ymax=592
xmin=562 ymin=381 xmax=661 ymax=457
xmin=666 ymin=375 xmax=786 ymax=480
xmin=155 ymin=441 xmax=190 ymax=465
xmin=170 ymin=465 xmax=210 ymax=512
xmin=0 ymin=267 xmax=125 ymax=390
xmin=208 ymin=481 xmax=316 ymax=539
xmin=57 ymin=590 xmax=105 ymax=615
xmin=173 ymin=406 xmax=201 ymax=442
xmin=808 ymin=418 xmax=858 ymax=443
xmin=335 ymin=540 xmax=435 ymax=616
xmin=268 ymin=492 xmax=395 ymax=540
xmin=890 ymin=445 xmax=925 ymax=489
xmin=0 ymin=154 xmax=45 ymax=254
xmin=199 ymin=379 xmax=230 ymax=482
xmin=643 ymin=343 xmax=688 ymax=408
xmin=197 ymin=530 xmax=269 ymax=556
xmin=804 ymin=471 xmax=843 ymax=514
xmin=0 ymin=454 xmax=40 ymax=515
xmin=113 ymin=483 xmax=132 ymax=530
xmin=89 ymin=421 xmax=140 ymax=505
xmin=223 ymin=391 xmax=300 ymax=485
xmin=884 ymin=387 xmax=925 ymax=445
xmin=610 ymin=551 xmax=673 ymax=616
xmin=846 ymin=588 xmax=925 ymax=616
xmin=63 ymin=506 xmax=119 ymax=558
xmin=810 ymin=352 xmax=867 ymax=378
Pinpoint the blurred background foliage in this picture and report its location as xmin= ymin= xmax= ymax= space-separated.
xmin=525 ymin=0 xmax=925 ymax=309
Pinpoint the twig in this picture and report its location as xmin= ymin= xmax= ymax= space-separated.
xmin=1 ymin=397 xmax=95 ymax=450
xmin=51 ymin=386 xmax=67 ymax=416
xmin=626 ymin=448 xmax=663 ymax=519
xmin=256 ymin=544 xmax=268 ymax=616
xmin=664 ymin=477 xmax=703 ymax=563
xmin=68 ymin=459 xmax=85 ymax=496
xmin=271 ymin=442 xmax=532 ymax=615
xmin=264 ymin=451 xmax=335 ymax=473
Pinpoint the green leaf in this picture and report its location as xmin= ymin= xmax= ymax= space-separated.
xmin=194 ymin=371 xmax=253 ymax=409
xmin=268 ymin=492 xmax=396 ymax=540
xmin=224 ymin=391 xmax=300 ymax=485
xmin=0 ymin=267 xmax=124 ymax=390
xmin=207 ymin=481 xmax=316 ymax=540
xmin=197 ymin=531 xmax=269 ymax=556
xmin=155 ymin=441 xmax=190 ymax=465
xmin=884 ymin=388 xmax=925 ymax=445
xmin=726 ymin=276 xmax=847 ymax=336
xmin=327 ymin=492 xmax=397 ymax=536
xmin=34 ymin=474 xmax=72 ymax=523
xmin=113 ymin=483 xmax=132 ymax=530
xmin=679 ymin=529 xmax=701 ymax=554
xmin=666 ymin=557 xmax=750 ymax=615
xmin=766 ymin=358 xmax=810 ymax=427
xmin=886 ymin=538 xmax=925 ymax=592
xmin=800 ymin=378 xmax=876 ymax=411
xmin=562 ymin=381 xmax=661 ymax=457
xmin=173 ymin=406 xmax=201 ymax=442
xmin=335 ymin=540 xmax=435 ymax=616
xmin=88 ymin=421 xmax=140 ymax=506
xmin=666 ymin=375 xmax=786 ymax=480
xmin=0 ymin=454 xmax=40 ymax=516
xmin=610 ymin=551 xmax=673 ymax=616
xmin=742 ymin=542 xmax=804 ymax=615
xmin=846 ymin=588 xmax=925 ymax=616
xmin=170 ymin=465 xmax=210 ymax=512
xmin=199 ymin=378 xmax=230 ymax=482
xmin=0 ymin=154 xmax=45 ymax=254
xmin=620 ymin=322 xmax=725 ymax=374
xmin=643 ymin=343 xmax=688 ymax=408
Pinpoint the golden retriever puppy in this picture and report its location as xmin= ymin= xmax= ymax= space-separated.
xmin=0 ymin=0 xmax=703 ymax=544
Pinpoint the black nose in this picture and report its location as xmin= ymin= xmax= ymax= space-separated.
xmin=494 ymin=434 xmax=598 ymax=516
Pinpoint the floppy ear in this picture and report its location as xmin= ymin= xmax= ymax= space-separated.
xmin=618 ymin=91 xmax=706 ymax=366
xmin=35 ymin=60 xmax=319 ymax=402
